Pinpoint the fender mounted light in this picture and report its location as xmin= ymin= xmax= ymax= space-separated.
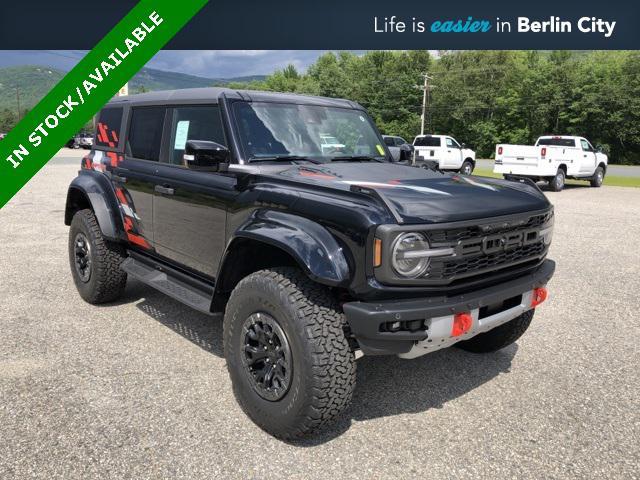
xmin=373 ymin=238 xmax=382 ymax=267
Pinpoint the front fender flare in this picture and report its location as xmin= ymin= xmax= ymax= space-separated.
xmin=231 ymin=209 xmax=351 ymax=286
xmin=65 ymin=171 xmax=125 ymax=241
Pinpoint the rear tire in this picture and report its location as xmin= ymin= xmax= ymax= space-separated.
xmin=590 ymin=167 xmax=604 ymax=187
xmin=68 ymin=209 xmax=127 ymax=304
xmin=548 ymin=169 xmax=565 ymax=192
xmin=457 ymin=310 xmax=534 ymax=353
xmin=460 ymin=160 xmax=474 ymax=175
xmin=224 ymin=267 xmax=356 ymax=439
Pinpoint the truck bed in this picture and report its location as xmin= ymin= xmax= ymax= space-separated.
xmin=494 ymin=144 xmax=575 ymax=177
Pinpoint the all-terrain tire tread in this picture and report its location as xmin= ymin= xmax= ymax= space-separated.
xmin=224 ymin=267 xmax=356 ymax=439
xmin=69 ymin=209 xmax=127 ymax=304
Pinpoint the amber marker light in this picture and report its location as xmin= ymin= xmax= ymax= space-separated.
xmin=373 ymin=238 xmax=382 ymax=267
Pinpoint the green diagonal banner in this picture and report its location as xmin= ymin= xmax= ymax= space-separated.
xmin=0 ymin=0 xmax=208 ymax=209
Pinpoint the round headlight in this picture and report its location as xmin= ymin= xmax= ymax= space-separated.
xmin=391 ymin=232 xmax=431 ymax=278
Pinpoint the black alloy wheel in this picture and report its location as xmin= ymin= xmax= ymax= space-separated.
xmin=240 ymin=312 xmax=293 ymax=401
xmin=73 ymin=232 xmax=92 ymax=283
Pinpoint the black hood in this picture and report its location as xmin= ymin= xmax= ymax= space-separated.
xmin=266 ymin=163 xmax=551 ymax=224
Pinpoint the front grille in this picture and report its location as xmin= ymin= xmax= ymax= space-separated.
xmin=440 ymin=242 xmax=545 ymax=277
xmin=428 ymin=211 xmax=552 ymax=244
xmin=374 ymin=209 xmax=553 ymax=287
xmin=422 ymin=211 xmax=551 ymax=284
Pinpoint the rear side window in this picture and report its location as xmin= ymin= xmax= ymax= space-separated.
xmin=127 ymin=107 xmax=166 ymax=161
xmin=537 ymin=138 xmax=576 ymax=147
xmin=95 ymin=107 xmax=123 ymax=149
xmin=168 ymin=106 xmax=226 ymax=166
xmin=414 ymin=136 xmax=441 ymax=147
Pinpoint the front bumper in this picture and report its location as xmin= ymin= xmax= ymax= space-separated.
xmin=343 ymin=259 xmax=555 ymax=357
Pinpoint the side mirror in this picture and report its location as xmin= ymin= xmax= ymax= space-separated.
xmin=595 ymin=144 xmax=603 ymax=153
xmin=461 ymin=143 xmax=467 ymax=148
xmin=184 ymin=140 xmax=230 ymax=172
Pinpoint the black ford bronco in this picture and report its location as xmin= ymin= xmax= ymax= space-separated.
xmin=65 ymin=88 xmax=555 ymax=438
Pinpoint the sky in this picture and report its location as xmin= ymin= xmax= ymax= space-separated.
xmin=0 ymin=50 xmax=364 ymax=78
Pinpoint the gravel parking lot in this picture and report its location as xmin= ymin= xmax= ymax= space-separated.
xmin=1 ymin=150 xmax=638 ymax=479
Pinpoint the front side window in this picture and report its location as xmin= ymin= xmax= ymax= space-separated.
xmin=446 ymin=138 xmax=460 ymax=148
xmin=127 ymin=107 xmax=166 ymax=161
xmin=580 ymin=139 xmax=592 ymax=152
xmin=384 ymin=137 xmax=395 ymax=146
xmin=233 ymin=101 xmax=386 ymax=162
xmin=168 ymin=106 xmax=226 ymax=166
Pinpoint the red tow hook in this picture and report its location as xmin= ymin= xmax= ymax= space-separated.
xmin=451 ymin=312 xmax=473 ymax=337
xmin=531 ymin=287 xmax=548 ymax=308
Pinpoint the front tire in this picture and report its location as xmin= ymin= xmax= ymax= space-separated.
xmin=590 ymin=166 xmax=604 ymax=187
xmin=548 ymin=169 xmax=565 ymax=192
xmin=224 ymin=267 xmax=356 ymax=439
xmin=460 ymin=160 xmax=474 ymax=175
xmin=68 ymin=209 xmax=127 ymax=304
xmin=457 ymin=310 xmax=534 ymax=353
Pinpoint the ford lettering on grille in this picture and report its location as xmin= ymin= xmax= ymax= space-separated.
xmin=455 ymin=228 xmax=540 ymax=257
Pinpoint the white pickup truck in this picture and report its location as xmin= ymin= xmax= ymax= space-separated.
xmin=494 ymin=135 xmax=608 ymax=192
xmin=413 ymin=134 xmax=476 ymax=175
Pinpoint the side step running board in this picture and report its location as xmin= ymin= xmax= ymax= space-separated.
xmin=121 ymin=252 xmax=214 ymax=315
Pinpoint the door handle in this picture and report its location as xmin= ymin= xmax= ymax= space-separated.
xmin=112 ymin=174 xmax=127 ymax=183
xmin=583 ymin=154 xmax=587 ymax=157
xmin=155 ymin=185 xmax=175 ymax=195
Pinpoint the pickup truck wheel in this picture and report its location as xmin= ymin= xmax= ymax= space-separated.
xmin=224 ymin=267 xmax=356 ymax=439
xmin=590 ymin=167 xmax=604 ymax=187
xmin=68 ymin=209 xmax=127 ymax=304
xmin=548 ymin=169 xmax=565 ymax=192
xmin=460 ymin=160 xmax=474 ymax=175
xmin=456 ymin=310 xmax=534 ymax=353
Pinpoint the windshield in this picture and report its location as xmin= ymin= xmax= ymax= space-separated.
xmin=233 ymin=101 xmax=388 ymax=162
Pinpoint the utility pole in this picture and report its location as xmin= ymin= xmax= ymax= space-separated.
xmin=16 ymin=87 xmax=21 ymax=121
xmin=419 ymin=73 xmax=434 ymax=135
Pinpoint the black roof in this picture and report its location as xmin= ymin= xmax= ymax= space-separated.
xmin=107 ymin=87 xmax=363 ymax=109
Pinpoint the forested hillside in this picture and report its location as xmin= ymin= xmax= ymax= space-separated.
xmin=0 ymin=65 xmax=265 ymax=133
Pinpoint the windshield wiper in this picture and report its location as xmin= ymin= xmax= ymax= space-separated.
xmin=330 ymin=155 xmax=385 ymax=162
xmin=249 ymin=155 xmax=321 ymax=164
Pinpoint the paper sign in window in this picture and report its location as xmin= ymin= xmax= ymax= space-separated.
xmin=174 ymin=121 xmax=190 ymax=149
